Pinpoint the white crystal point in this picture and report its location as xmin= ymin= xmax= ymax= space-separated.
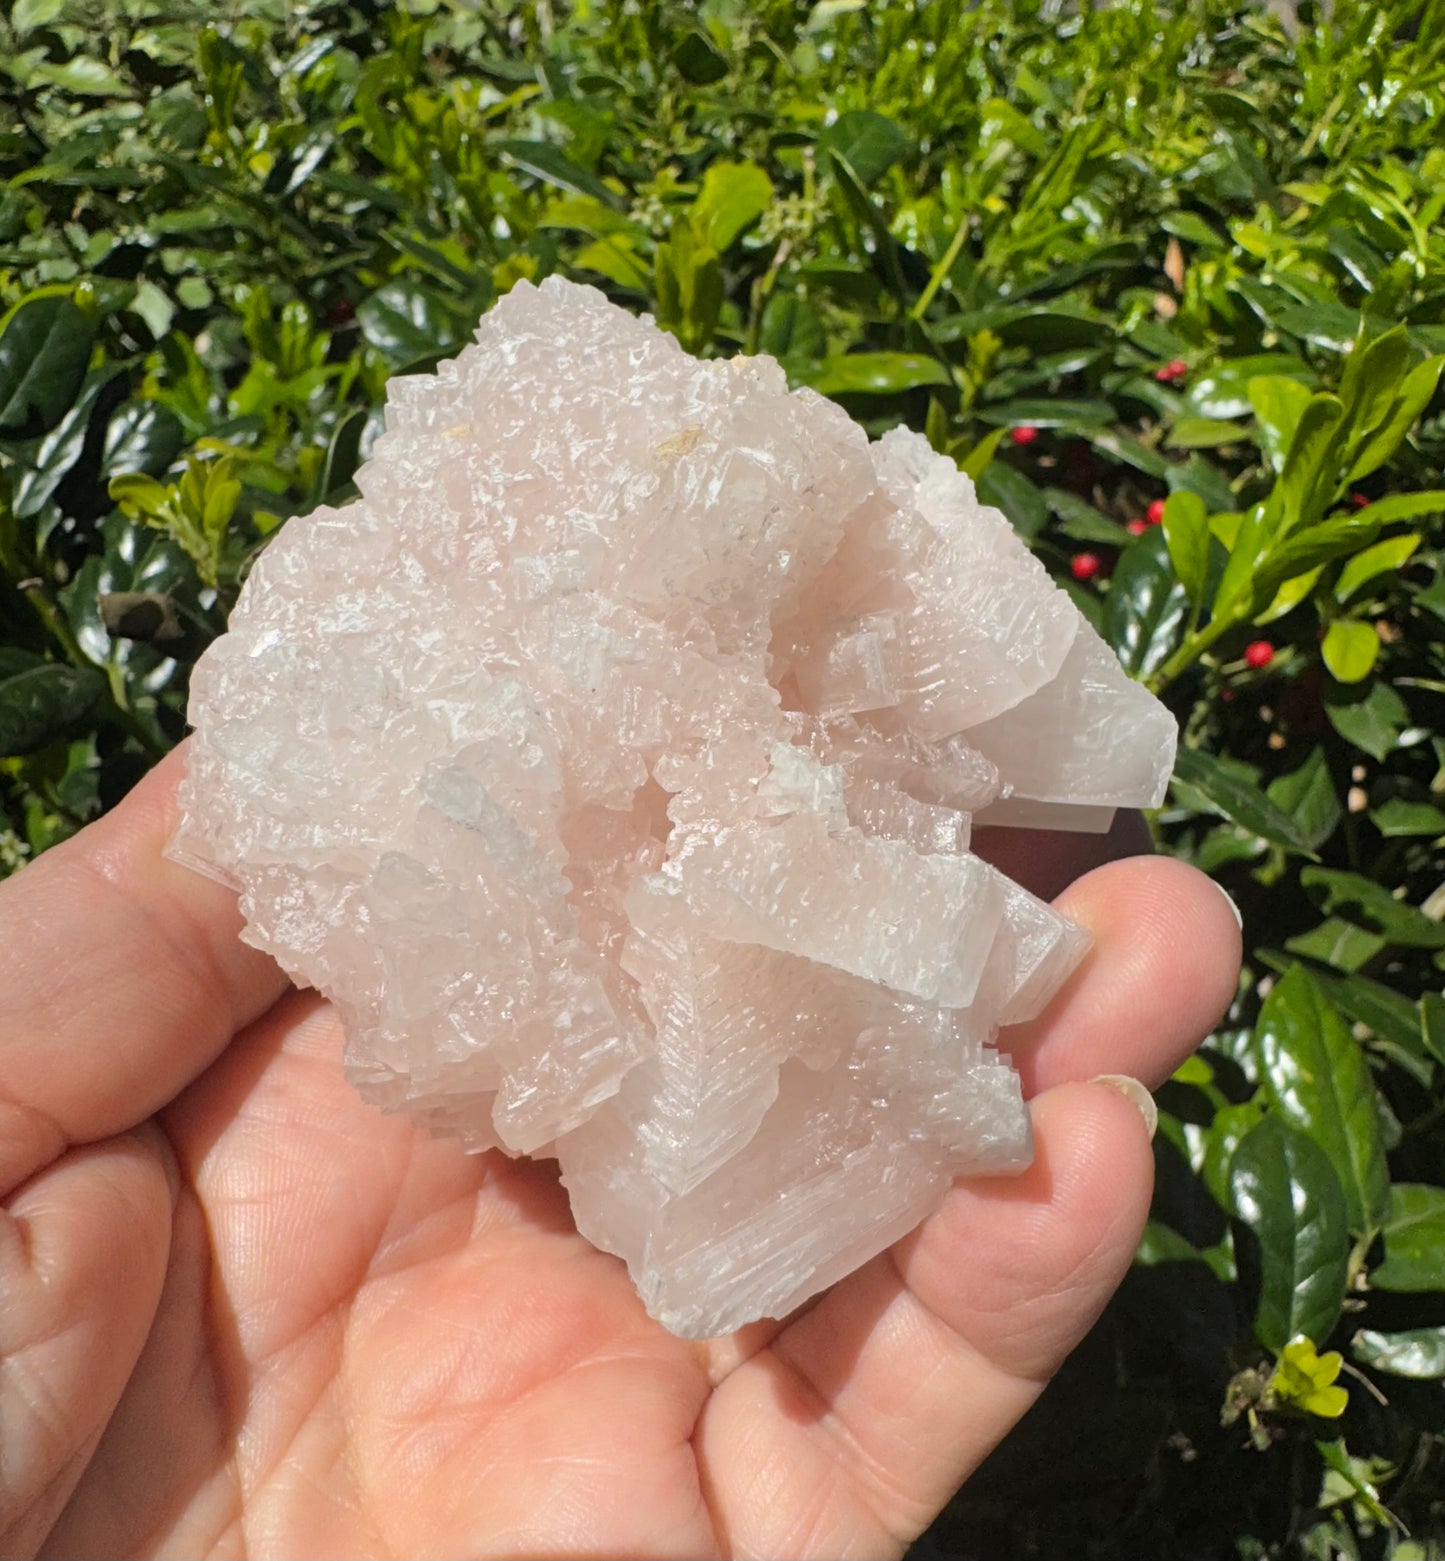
xmin=174 ymin=276 xmax=1177 ymax=1339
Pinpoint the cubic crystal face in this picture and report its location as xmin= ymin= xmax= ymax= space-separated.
xmin=174 ymin=278 xmax=1177 ymax=1339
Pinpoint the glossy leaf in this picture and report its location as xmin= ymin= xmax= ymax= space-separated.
xmin=357 ymin=280 xmax=469 ymax=366
xmin=1334 ymin=532 xmax=1420 ymax=603
xmin=805 ymin=352 xmax=951 ymax=396
xmin=1275 ymin=392 xmax=1345 ymax=531
xmin=0 ymin=659 xmax=105 ymax=757
xmin=1371 ymin=1184 xmax=1445 ymax=1292
xmin=1171 ymin=747 xmax=1317 ymax=853
xmin=1185 ymin=354 xmax=1313 ymax=420
xmin=1345 ymin=353 xmax=1445 ymax=482
xmin=1351 ymin=1327 xmax=1445 ymax=1379
xmin=1252 ymin=966 xmax=1390 ymax=1234
xmin=0 ymin=294 xmax=96 ymax=439
xmin=1102 ymin=527 xmax=1188 ymax=676
xmin=104 ymin=400 xmax=185 ymax=478
xmin=1248 ymin=374 xmax=1312 ymax=474
xmin=1229 ymin=1116 xmax=1349 ymax=1353
xmin=1160 ymin=490 xmax=1209 ymax=612
xmin=1320 ymin=620 xmax=1379 ymax=683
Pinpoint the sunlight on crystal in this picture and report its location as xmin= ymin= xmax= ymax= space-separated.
xmin=174 ymin=279 xmax=1176 ymax=1339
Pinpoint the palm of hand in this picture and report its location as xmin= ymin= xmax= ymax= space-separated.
xmin=3 ymin=756 xmax=1239 ymax=1560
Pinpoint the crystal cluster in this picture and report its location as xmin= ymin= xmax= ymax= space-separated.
xmin=174 ymin=278 xmax=1176 ymax=1339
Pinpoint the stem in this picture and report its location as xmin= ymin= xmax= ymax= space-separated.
xmin=1148 ymin=612 xmax=1240 ymax=696
xmin=909 ymin=215 xmax=969 ymax=321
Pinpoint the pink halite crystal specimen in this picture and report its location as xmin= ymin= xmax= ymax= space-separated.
xmin=174 ymin=278 xmax=1176 ymax=1339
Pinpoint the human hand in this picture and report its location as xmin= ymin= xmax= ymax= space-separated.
xmin=2 ymin=752 xmax=1240 ymax=1559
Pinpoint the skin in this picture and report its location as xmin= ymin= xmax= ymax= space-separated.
xmin=0 ymin=751 xmax=1240 ymax=1559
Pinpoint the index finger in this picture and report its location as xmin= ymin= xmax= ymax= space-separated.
xmin=0 ymin=748 xmax=288 ymax=1194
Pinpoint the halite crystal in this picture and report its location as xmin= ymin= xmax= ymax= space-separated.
xmin=174 ymin=278 xmax=1176 ymax=1339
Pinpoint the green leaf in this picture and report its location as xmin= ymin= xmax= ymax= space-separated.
xmin=1186 ymin=354 xmax=1314 ymax=420
xmin=1276 ymin=392 xmax=1345 ymax=531
xmin=1284 ymin=919 xmax=1386 ymax=973
xmin=1202 ymin=1096 xmax=1265 ymax=1210
xmin=0 ymin=294 xmax=96 ymax=439
xmin=976 ymin=461 xmax=1048 ymax=541
xmin=1160 ymin=490 xmax=1210 ymax=612
xmin=1345 ymin=353 xmax=1445 ymax=483
xmin=671 ymin=29 xmax=729 ymax=85
xmin=1348 ymin=490 xmax=1445 ymax=530
xmin=1371 ymin=797 xmax=1445 ymax=837
xmin=1167 ymin=416 xmax=1242 ymax=449
xmin=0 ymin=659 xmax=105 ymax=758
xmin=1102 ymin=527 xmax=1188 ymax=677
xmin=1212 ymin=501 xmax=1278 ymax=622
xmin=1044 ymin=488 xmax=1129 ymax=545
xmin=11 ymin=0 xmax=65 ymax=31
xmin=1334 ymin=533 xmax=1421 ymax=603
xmin=692 ymin=161 xmax=773 ymax=251
xmin=495 ymin=140 xmax=621 ymax=208
xmin=804 ymin=353 xmax=951 ymax=396
xmin=1248 ymin=375 xmax=1313 ymax=474
xmin=1324 ymin=679 xmax=1408 ymax=761
xmin=1337 ymin=326 xmax=1413 ymax=462
xmin=1252 ymin=966 xmax=1390 ymax=1235
xmin=956 ymin=426 xmax=1004 ymax=480
xmin=314 ymin=407 xmax=367 ymax=504
xmin=1371 ymin=1184 xmax=1445 ymax=1292
xmin=1321 ymin=621 xmax=1379 ymax=684
xmin=758 ymin=292 xmax=825 ymax=363
xmin=1171 ymin=747 xmax=1318 ymax=854
xmin=104 ymin=400 xmax=185 ymax=479
xmin=357 ymin=279 xmax=468 ymax=367
xmin=1310 ymin=970 xmax=1427 ymax=1064
xmin=1264 ymin=747 xmax=1341 ymax=852
xmin=978 ymin=398 xmax=1114 ymax=430
xmin=1300 ymin=866 xmax=1445 ymax=950
xmin=821 ymin=110 xmax=909 ymax=186
xmin=30 ymin=56 xmax=127 ymax=94
xmin=1351 ymin=1327 xmax=1445 ymax=1379
xmin=1421 ymin=993 xmax=1445 ymax=1068
xmin=572 ymin=236 xmax=650 ymax=292
xmin=1229 ymin=1117 xmax=1349 ymax=1353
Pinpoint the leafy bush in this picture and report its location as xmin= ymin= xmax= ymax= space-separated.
xmin=2 ymin=0 xmax=1443 ymax=1553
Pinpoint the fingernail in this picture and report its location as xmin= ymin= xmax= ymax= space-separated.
xmin=1210 ymin=877 xmax=1243 ymax=930
xmin=1090 ymin=1074 xmax=1158 ymax=1140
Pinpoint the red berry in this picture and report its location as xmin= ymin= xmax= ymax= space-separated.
xmin=1243 ymin=640 xmax=1275 ymax=669
xmin=1071 ymin=552 xmax=1102 ymax=582
xmin=1010 ymin=425 xmax=1039 ymax=446
xmin=1352 ymin=492 xmax=1370 ymax=508
xmin=1147 ymin=498 xmax=1167 ymax=525
xmin=1221 ymin=688 xmax=1236 ymax=704
xmin=1126 ymin=518 xmax=1148 ymax=536
xmin=1153 ymin=358 xmax=1188 ymax=383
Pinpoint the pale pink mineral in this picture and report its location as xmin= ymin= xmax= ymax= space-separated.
xmin=174 ymin=278 xmax=1176 ymax=1338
